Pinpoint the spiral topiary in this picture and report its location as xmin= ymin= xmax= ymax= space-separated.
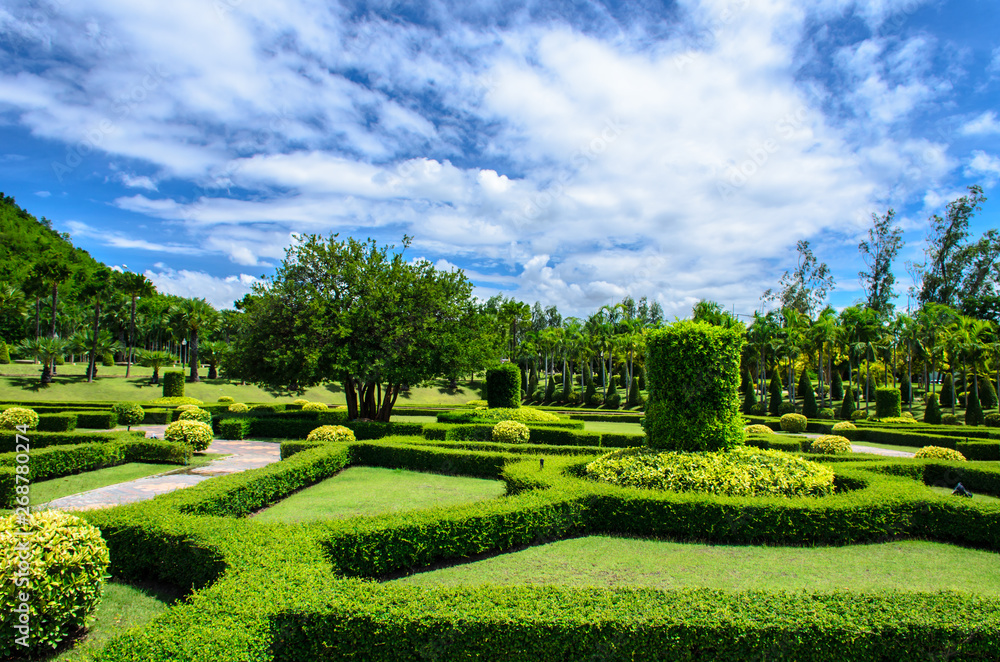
xmin=302 ymin=402 xmax=328 ymax=412
xmin=179 ymin=408 xmax=212 ymax=425
xmin=492 ymin=420 xmax=530 ymax=444
xmin=0 ymin=407 xmax=39 ymax=431
xmin=831 ymin=421 xmax=856 ymax=431
xmin=914 ymin=446 xmax=967 ymax=462
xmin=217 ymin=396 xmax=235 ymax=403
xmin=0 ymin=510 xmax=110 ymax=657
xmin=306 ymin=425 xmax=356 ymax=443
xmin=779 ymin=413 xmax=807 ymax=433
xmin=809 ymin=435 xmax=852 ymax=454
xmin=744 ymin=424 xmax=773 ymax=435
xmin=164 ymin=420 xmax=214 ymax=451
xmin=228 ymin=403 xmax=250 ymax=413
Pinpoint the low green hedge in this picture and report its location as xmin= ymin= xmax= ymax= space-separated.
xmin=745 ymin=434 xmax=808 ymax=453
xmin=37 ymin=412 xmax=78 ymax=432
xmin=957 ymin=441 xmax=1000 ymax=461
xmin=279 ymin=440 xmax=326 ymax=459
xmin=567 ymin=412 xmax=644 ymax=423
xmin=141 ymin=408 xmax=171 ymax=425
xmin=75 ymin=410 xmax=119 ymax=429
xmin=0 ymin=429 xmax=145 ymax=453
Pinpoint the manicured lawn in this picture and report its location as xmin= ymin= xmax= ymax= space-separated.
xmin=394 ymin=536 xmax=1000 ymax=594
xmin=927 ymin=485 xmax=1000 ymax=504
xmin=31 ymin=454 xmax=227 ymax=504
xmin=253 ymin=466 xmax=507 ymax=523
xmin=43 ymin=580 xmax=183 ymax=661
xmin=583 ymin=420 xmax=644 ymax=435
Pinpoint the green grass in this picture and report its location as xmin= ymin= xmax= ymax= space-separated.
xmin=583 ymin=420 xmax=644 ymax=435
xmin=30 ymin=454 xmax=227 ymax=505
xmin=394 ymin=536 xmax=1000 ymax=595
xmin=252 ymin=466 xmax=507 ymax=523
xmin=927 ymin=485 xmax=1000 ymax=504
xmin=0 ymin=372 xmax=483 ymax=407
xmin=35 ymin=580 xmax=183 ymax=661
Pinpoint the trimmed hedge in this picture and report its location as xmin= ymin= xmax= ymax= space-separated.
xmin=875 ymin=387 xmax=902 ymax=419
xmin=0 ymin=429 xmax=145 ymax=453
xmin=162 ymin=370 xmax=185 ymax=398
xmin=75 ymin=410 xmax=119 ymax=429
xmin=486 ymin=363 xmax=521 ymax=408
xmin=37 ymin=413 xmax=78 ymax=432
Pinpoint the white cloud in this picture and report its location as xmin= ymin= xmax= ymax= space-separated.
xmin=115 ymin=172 xmax=158 ymax=190
xmin=144 ymin=267 xmax=259 ymax=309
xmin=961 ymin=111 xmax=1000 ymax=136
xmin=966 ymin=151 xmax=1000 ymax=186
xmin=34 ymin=190 xmax=50 ymax=197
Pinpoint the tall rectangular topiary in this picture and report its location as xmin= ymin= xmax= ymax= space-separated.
xmin=485 ymin=363 xmax=520 ymax=408
xmin=163 ymin=370 xmax=185 ymax=398
xmin=642 ymin=320 xmax=745 ymax=452
xmin=875 ymin=387 xmax=901 ymax=419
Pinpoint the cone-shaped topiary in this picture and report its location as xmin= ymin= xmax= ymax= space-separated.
xmin=520 ymin=368 xmax=528 ymax=400
xmin=980 ymin=376 xmax=998 ymax=410
xmin=584 ymin=376 xmax=599 ymax=407
xmin=797 ymin=370 xmax=810 ymax=402
xmin=924 ymin=393 xmax=942 ymax=424
xmin=840 ymin=385 xmax=856 ymax=420
xmin=743 ymin=382 xmax=757 ymax=414
xmin=900 ymin=374 xmax=912 ymax=406
xmin=768 ymin=370 xmax=783 ymax=417
xmin=627 ymin=375 xmax=641 ymax=407
xmin=527 ymin=367 xmax=538 ymax=402
xmin=641 ymin=321 xmax=745 ymax=452
xmin=830 ymin=370 xmax=844 ymax=401
xmin=562 ymin=368 xmax=573 ymax=402
xmin=544 ymin=378 xmax=555 ymax=402
xmin=940 ymin=373 xmax=955 ymax=407
xmin=739 ymin=369 xmax=749 ymax=393
xmin=965 ymin=385 xmax=984 ymax=426
xmin=0 ymin=340 xmax=9 ymax=364
xmin=802 ymin=377 xmax=818 ymax=418
xmin=605 ymin=379 xmax=621 ymax=409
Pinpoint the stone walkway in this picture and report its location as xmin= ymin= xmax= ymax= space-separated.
xmin=42 ymin=427 xmax=282 ymax=511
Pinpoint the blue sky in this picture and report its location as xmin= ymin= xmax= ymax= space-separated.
xmin=1 ymin=0 xmax=998 ymax=318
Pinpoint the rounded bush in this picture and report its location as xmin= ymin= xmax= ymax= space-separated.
xmin=831 ymin=421 xmax=856 ymax=431
xmin=293 ymin=398 xmax=310 ymax=405
xmin=176 ymin=404 xmax=200 ymax=412
xmin=985 ymin=413 xmax=1000 ymax=428
xmin=111 ymin=402 xmax=145 ymax=429
xmin=876 ymin=416 xmax=918 ymax=424
xmin=914 ymin=446 xmax=967 ymax=462
xmin=815 ymin=408 xmax=834 ymax=420
xmin=777 ymin=402 xmax=796 ymax=415
xmin=306 ymin=425 xmax=356 ymax=443
xmin=585 ymin=446 xmax=835 ymax=497
xmin=164 ymin=420 xmax=214 ymax=451
xmin=250 ymin=404 xmax=278 ymax=413
xmin=302 ymin=402 xmax=328 ymax=412
xmin=809 ymin=435 xmax=852 ymax=454
xmin=179 ymin=408 xmax=212 ymax=425
xmin=850 ymin=410 xmax=867 ymax=420
xmin=217 ymin=396 xmax=235 ymax=403
xmin=941 ymin=414 xmax=961 ymax=426
xmin=744 ymin=424 xmax=774 ymax=435
xmin=492 ymin=420 xmax=530 ymax=444
xmin=228 ymin=402 xmax=249 ymax=413
xmin=0 ymin=510 xmax=110 ymax=657
xmin=0 ymin=406 xmax=39 ymax=431
xmin=146 ymin=396 xmax=203 ymax=406
xmin=473 ymin=407 xmax=560 ymax=423
xmin=779 ymin=413 xmax=807 ymax=433
xmin=749 ymin=402 xmax=768 ymax=416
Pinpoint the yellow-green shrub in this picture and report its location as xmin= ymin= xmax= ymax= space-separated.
xmin=178 ymin=408 xmax=212 ymax=425
xmin=176 ymin=404 xmax=200 ymax=412
xmin=306 ymin=425 xmax=356 ymax=443
xmin=228 ymin=403 xmax=250 ymax=413
xmin=744 ymin=424 xmax=773 ymax=435
xmin=831 ymin=421 xmax=856 ymax=431
xmin=293 ymin=398 xmax=310 ymax=405
xmin=473 ymin=406 xmax=559 ymax=423
xmin=810 ymin=435 xmax=852 ymax=454
xmin=492 ymin=420 xmax=530 ymax=444
xmin=0 ymin=510 xmax=110 ymax=657
xmin=217 ymin=396 xmax=235 ymax=403
xmin=779 ymin=413 xmax=807 ymax=433
xmin=302 ymin=402 xmax=328 ymax=412
xmin=584 ymin=446 xmax=835 ymax=497
xmin=0 ymin=407 xmax=39 ymax=431
xmin=914 ymin=446 xmax=967 ymax=462
xmin=146 ymin=396 xmax=203 ymax=406
xmin=164 ymin=420 xmax=214 ymax=451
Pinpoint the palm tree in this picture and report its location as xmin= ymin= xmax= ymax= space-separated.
xmin=169 ymin=298 xmax=219 ymax=382
xmin=135 ymin=349 xmax=177 ymax=384
xmin=16 ymin=336 xmax=67 ymax=384
xmin=80 ymin=267 xmax=115 ymax=382
xmin=116 ymin=271 xmax=156 ymax=377
xmin=809 ymin=307 xmax=837 ymax=408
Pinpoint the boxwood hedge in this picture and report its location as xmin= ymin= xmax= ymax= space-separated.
xmin=65 ymin=436 xmax=1000 ymax=662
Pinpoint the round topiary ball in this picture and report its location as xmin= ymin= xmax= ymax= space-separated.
xmin=293 ymin=398 xmax=310 ymax=406
xmin=178 ymin=408 xmax=212 ymax=425
xmin=809 ymin=435 xmax=852 ymax=454
xmin=217 ymin=396 xmax=235 ymax=403
xmin=0 ymin=510 xmax=110 ymax=658
xmin=779 ymin=413 xmax=807 ymax=433
xmin=492 ymin=420 xmax=530 ymax=444
xmin=850 ymin=410 xmax=867 ymax=420
xmin=111 ymin=402 xmax=145 ymax=430
xmin=164 ymin=420 xmax=214 ymax=451
xmin=228 ymin=403 xmax=250 ymax=413
xmin=986 ymin=413 xmax=1000 ymax=428
xmin=831 ymin=421 xmax=856 ymax=431
xmin=941 ymin=414 xmax=961 ymax=426
xmin=175 ymin=404 xmax=200 ymax=413
xmin=306 ymin=425 xmax=356 ymax=443
xmin=744 ymin=424 xmax=774 ymax=435
xmin=0 ymin=407 xmax=39 ymax=431
xmin=302 ymin=402 xmax=328 ymax=412
xmin=914 ymin=446 xmax=967 ymax=462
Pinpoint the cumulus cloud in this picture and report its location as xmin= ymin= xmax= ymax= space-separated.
xmin=961 ymin=111 xmax=1000 ymax=136
xmin=144 ymin=267 xmax=259 ymax=309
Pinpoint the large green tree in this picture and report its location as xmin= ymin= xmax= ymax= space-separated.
xmin=859 ymin=208 xmax=904 ymax=315
xmin=117 ymin=271 xmax=156 ymax=377
xmin=229 ymin=235 xmax=493 ymax=421
xmin=170 ymin=298 xmax=218 ymax=382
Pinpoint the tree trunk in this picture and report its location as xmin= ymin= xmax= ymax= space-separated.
xmin=344 ymin=377 xmax=359 ymax=420
xmin=189 ymin=330 xmax=200 ymax=382
xmin=88 ymin=301 xmax=100 ymax=383
xmin=126 ymin=295 xmax=137 ymax=378
xmin=818 ymin=348 xmax=824 ymax=407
